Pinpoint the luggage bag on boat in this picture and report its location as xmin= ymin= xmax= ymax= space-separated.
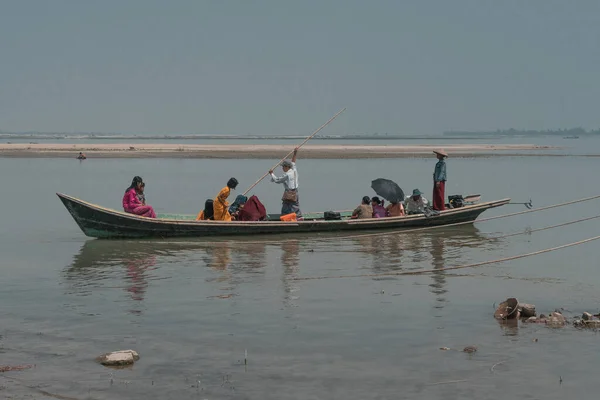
xmin=280 ymin=213 xmax=297 ymax=222
xmin=324 ymin=211 xmax=342 ymax=220
xmin=237 ymin=195 xmax=268 ymax=221
xmin=448 ymin=195 xmax=464 ymax=208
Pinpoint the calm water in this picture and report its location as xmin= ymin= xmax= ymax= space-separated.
xmin=2 ymin=153 xmax=600 ymax=399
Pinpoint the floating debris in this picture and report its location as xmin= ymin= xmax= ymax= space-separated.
xmin=519 ymin=303 xmax=536 ymax=318
xmin=463 ymin=346 xmax=478 ymax=353
xmin=0 ymin=364 xmax=34 ymax=373
xmin=573 ymin=311 xmax=600 ymax=328
xmin=494 ymin=298 xmax=540 ymax=321
xmin=547 ymin=312 xmax=566 ymax=327
xmin=492 ymin=298 xmax=600 ymax=331
xmin=582 ymin=320 xmax=600 ymax=328
xmin=582 ymin=312 xmax=593 ymax=321
xmin=494 ymin=298 xmax=520 ymax=320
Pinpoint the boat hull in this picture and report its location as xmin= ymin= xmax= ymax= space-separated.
xmin=57 ymin=193 xmax=510 ymax=239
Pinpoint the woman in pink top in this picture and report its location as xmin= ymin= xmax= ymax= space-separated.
xmin=122 ymin=176 xmax=156 ymax=218
xmin=371 ymin=197 xmax=387 ymax=218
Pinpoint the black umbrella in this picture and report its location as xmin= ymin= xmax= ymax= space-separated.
xmin=371 ymin=178 xmax=405 ymax=203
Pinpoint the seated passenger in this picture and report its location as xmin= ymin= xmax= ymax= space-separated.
xmin=371 ymin=196 xmax=387 ymax=218
xmin=352 ymin=196 xmax=374 ymax=219
xmin=137 ymin=182 xmax=146 ymax=205
xmin=386 ymin=200 xmax=405 ymax=217
xmin=405 ymin=189 xmax=429 ymax=215
xmin=229 ymin=195 xmax=248 ymax=217
xmin=196 ymin=199 xmax=215 ymax=220
xmin=206 ymin=178 xmax=239 ymax=222
xmin=236 ymin=195 xmax=268 ymax=221
xmin=122 ymin=176 xmax=156 ymax=218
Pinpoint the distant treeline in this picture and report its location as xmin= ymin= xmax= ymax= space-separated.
xmin=444 ymin=127 xmax=600 ymax=136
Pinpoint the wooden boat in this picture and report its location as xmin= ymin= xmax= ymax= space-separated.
xmin=57 ymin=193 xmax=510 ymax=239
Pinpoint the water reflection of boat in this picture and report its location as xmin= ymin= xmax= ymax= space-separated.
xmin=204 ymin=244 xmax=231 ymax=272
xmin=67 ymin=239 xmax=213 ymax=270
xmin=349 ymin=224 xmax=491 ymax=272
xmin=65 ymin=239 xmax=273 ymax=304
xmin=429 ymin=234 xmax=447 ymax=307
xmin=281 ymin=240 xmax=301 ymax=269
xmin=65 ymin=240 xmax=169 ymax=314
xmin=67 ymin=239 xmax=269 ymax=271
xmin=201 ymin=243 xmax=234 ymax=297
xmin=346 ymin=225 xmax=496 ymax=310
xmin=233 ymin=241 xmax=268 ymax=271
xmin=280 ymin=240 xmax=301 ymax=308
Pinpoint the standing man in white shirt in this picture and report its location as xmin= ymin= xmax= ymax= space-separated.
xmin=269 ymin=148 xmax=302 ymax=219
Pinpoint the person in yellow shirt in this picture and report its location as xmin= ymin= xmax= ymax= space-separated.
xmin=197 ymin=178 xmax=239 ymax=221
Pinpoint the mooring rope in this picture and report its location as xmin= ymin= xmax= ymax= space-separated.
xmin=291 ymin=233 xmax=600 ymax=281
xmin=483 ymin=214 xmax=600 ymax=240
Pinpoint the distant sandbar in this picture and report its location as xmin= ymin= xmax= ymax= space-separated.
xmin=0 ymin=143 xmax=557 ymax=159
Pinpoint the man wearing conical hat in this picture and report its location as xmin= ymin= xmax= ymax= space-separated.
xmin=432 ymin=149 xmax=448 ymax=211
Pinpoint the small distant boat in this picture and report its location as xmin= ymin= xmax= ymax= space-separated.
xmin=563 ymin=136 xmax=579 ymax=139
xmin=57 ymin=193 xmax=510 ymax=239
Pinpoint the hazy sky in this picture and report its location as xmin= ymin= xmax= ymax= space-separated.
xmin=1 ymin=0 xmax=599 ymax=135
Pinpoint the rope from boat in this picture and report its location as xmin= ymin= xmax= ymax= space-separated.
xmin=487 ymin=214 xmax=600 ymax=240
xmin=304 ymin=194 xmax=600 ymax=242
xmin=291 ymin=233 xmax=600 ymax=281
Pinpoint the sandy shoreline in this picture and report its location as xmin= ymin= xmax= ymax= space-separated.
xmin=0 ymin=143 xmax=557 ymax=159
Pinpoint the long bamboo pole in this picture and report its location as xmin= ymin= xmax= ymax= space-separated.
xmin=242 ymin=108 xmax=346 ymax=196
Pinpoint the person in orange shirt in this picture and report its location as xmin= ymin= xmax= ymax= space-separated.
xmin=385 ymin=200 xmax=405 ymax=217
xmin=197 ymin=178 xmax=238 ymax=221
